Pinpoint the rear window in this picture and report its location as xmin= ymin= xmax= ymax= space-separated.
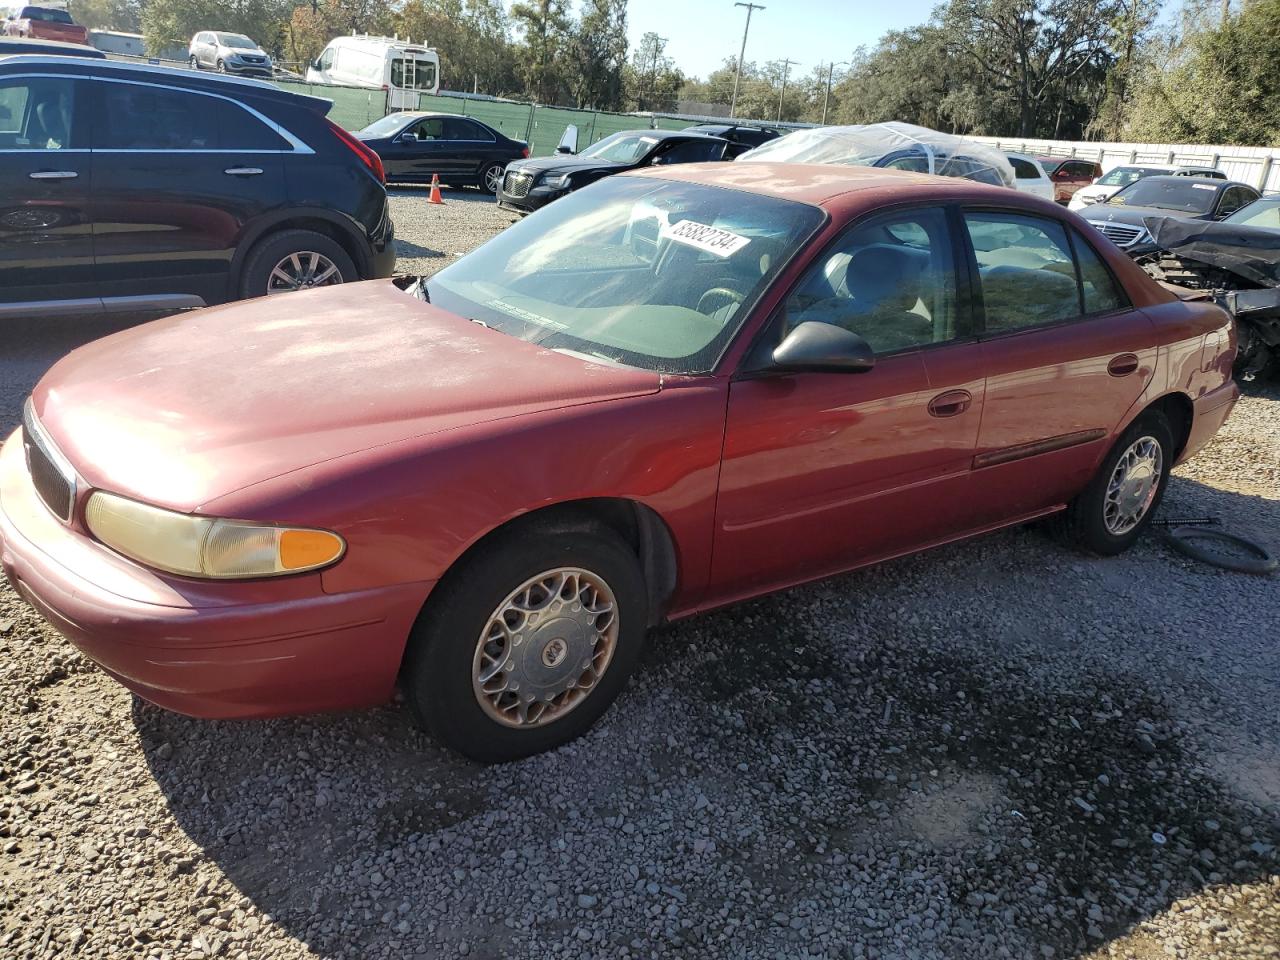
xmin=390 ymin=57 xmax=436 ymax=90
xmin=1010 ymin=158 xmax=1041 ymax=180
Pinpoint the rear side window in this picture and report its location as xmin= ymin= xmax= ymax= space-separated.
xmin=655 ymin=139 xmax=723 ymax=164
xmin=443 ymin=117 xmax=493 ymax=141
xmin=1010 ymin=158 xmax=1041 ymax=180
xmin=0 ymin=76 xmax=78 ymax=149
xmin=96 ymin=83 xmax=289 ymax=151
xmin=1070 ymin=231 xmax=1127 ymax=314
xmin=965 ymin=213 xmax=1080 ymax=332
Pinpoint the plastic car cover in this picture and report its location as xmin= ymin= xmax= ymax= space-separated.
xmin=737 ymin=121 xmax=1015 ymax=189
xmin=1143 ymin=217 xmax=1280 ymax=288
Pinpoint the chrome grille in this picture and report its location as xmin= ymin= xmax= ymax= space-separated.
xmin=1094 ymin=222 xmax=1145 ymax=246
xmin=21 ymin=401 xmax=75 ymax=523
xmin=503 ymin=171 xmax=533 ymax=199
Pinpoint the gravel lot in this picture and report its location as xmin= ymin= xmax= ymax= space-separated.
xmin=1 ymin=188 xmax=1277 ymax=960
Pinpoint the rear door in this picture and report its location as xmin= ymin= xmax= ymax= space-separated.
xmin=442 ymin=116 xmax=499 ymax=180
xmin=89 ymin=78 xmax=288 ymax=305
xmin=962 ymin=209 xmax=1156 ymax=524
xmin=0 ymin=73 xmax=94 ymax=306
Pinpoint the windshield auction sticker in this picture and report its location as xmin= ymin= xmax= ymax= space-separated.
xmin=662 ymin=220 xmax=750 ymax=258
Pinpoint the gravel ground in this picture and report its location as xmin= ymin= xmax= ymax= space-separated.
xmin=1 ymin=191 xmax=1278 ymax=960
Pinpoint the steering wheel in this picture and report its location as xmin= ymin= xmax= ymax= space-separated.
xmin=697 ymin=286 xmax=745 ymax=316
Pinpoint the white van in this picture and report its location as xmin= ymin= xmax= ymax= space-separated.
xmin=306 ymin=35 xmax=440 ymax=110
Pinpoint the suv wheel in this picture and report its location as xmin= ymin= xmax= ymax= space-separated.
xmin=216 ymin=58 xmax=226 ymax=73
xmin=239 ymin=229 xmax=356 ymax=299
xmin=188 ymin=55 xmax=199 ymax=70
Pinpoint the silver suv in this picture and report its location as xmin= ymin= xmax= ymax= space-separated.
xmin=187 ymin=31 xmax=272 ymax=77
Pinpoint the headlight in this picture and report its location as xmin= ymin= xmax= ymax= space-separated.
xmin=545 ymin=173 xmax=571 ymax=189
xmin=85 ymin=491 xmax=345 ymax=579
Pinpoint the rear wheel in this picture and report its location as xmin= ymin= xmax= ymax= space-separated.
xmin=188 ymin=55 xmax=199 ymax=70
xmin=238 ymin=229 xmax=356 ymax=299
xmin=402 ymin=523 xmax=648 ymax=763
xmin=1058 ymin=411 xmax=1174 ymax=555
xmin=480 ymin=162 xmax=505 ymax=195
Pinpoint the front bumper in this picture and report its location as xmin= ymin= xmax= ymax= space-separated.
xmin=497 ymin=183 xmax=568 ymax=214
xmin=0 ymin=431 xmax=429 ymax=719
xmin=222 ymin=61 xmax=272 ymax=77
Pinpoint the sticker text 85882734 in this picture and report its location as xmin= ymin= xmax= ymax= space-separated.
xmin=661 ymin=219 xmax=751 ymax=258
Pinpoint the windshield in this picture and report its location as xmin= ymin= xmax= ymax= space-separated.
xmin=1107 ymin=178 xmax=1219 ymax=213
xmin=1226 ymin=199 xmax=1280 ymax=229
xmin=22 ymin=6 xmax=72 ymax=21
xmin=359 ymin=114 xmax=413 ymax=138
xmin=580 ymin=132 xmax=658 ymax=164
xmin=424 ymin=176 xmax=824 ymax=373
xmin=217 ymin=33 xmax=256 ymax=49
xmin=1096 ymin=166 xmax=1170 ymax=187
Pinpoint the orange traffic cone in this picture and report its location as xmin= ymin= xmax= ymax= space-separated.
xmin=428 ymin=174 xmax=444 ymax=205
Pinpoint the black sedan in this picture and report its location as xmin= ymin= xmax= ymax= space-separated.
xmin=1080 ymin=175 xmax=1260 ymax=249
xmin=356 ymin=112 xmax=529 ymax=193
xmin=684 ymin=122 xmax=779 ymax=158
xmin=497 ymin=129 xmax=729 ymax=214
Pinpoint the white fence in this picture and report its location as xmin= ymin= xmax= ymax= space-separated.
xmin=968 ymin=135 xmax=1280 ymax=193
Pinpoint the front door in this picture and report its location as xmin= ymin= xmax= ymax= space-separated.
xmin=88 ymin=78 xmax=287 ymax=306
xmin=709 ymin=206 xmax=985 ymax=603
xmin=0 ymin=74 xmax=94 ymax=306
xmin=961 ymin=209 xmax=1157 ymax=524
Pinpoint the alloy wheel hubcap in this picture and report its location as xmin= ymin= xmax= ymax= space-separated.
xmin=484 ymin=166 xmax=503 ymax=191
xmin=266 ymin=251 xmax=342 ymax=294
xmin=1104 ymin=436 xmax=1162 ymax=535
xmin=472 ymin=568 xmax=618 ymax=729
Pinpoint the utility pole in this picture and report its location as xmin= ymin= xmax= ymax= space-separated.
xmin=775 ymin=58 xmax=796 ymax=122
xmin=730 ymin=2 xmax=764 ymax=119
xmin=648 ymin=36 xmax=668 ymax=112
xmin=821 ymin=60 xmax=848 ymax=125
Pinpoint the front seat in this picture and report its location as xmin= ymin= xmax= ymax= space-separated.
xmin=794 ymin=244 xmax=933 ymax=352
xmin=33 ymin=94 xmax=70 ymax=148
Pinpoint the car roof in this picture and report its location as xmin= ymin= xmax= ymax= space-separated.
xmin=0 ymin=38 xmax=105 ymax=57
xmin=609 ymin=129 xmax=727 ymax=143
xmin=625 ymin=161 xmax=1024 ymax=207
xmin=1125 ymin=174 xmax=1250 ymax=190
xmin=0 ymin=56 xmax=330 ymax=110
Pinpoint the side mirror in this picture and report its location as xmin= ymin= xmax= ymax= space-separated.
xmin=555 ymin=144 xmax=573 ymax=154
xmin=771 ymin=322 xmax=875 ymax=374
xmin=311 ymin=59 xmax=321 ymax=71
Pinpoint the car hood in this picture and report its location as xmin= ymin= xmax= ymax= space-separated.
xmin=31 ymin=281 xmax=662 ymax=512
xmin=506 ymin=154 xmax=627 ymax=178
xmin=1082 ymin=203 xmax=1209 ymax=227
xmin=224 ymin=47 xmax=268 ymax=57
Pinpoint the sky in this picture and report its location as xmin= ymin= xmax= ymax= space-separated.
xmin=621 ymin=0 xmax=940 ymax=82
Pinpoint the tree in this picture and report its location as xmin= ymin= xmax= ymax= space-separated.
xmin=569 ymin=0 xmax=627 ymax=109
xmin=395 ymin=0 xmax=518 ymax=95
xmin=626 ymin=31 xmax=681 ymax=111
xmin=66 ymin=0 xmax=143 ymax=32
xmin=1126 ymin=0 xmax=1280 ymax=146
xmin=510 ymin=0 xmax=571 ymax=103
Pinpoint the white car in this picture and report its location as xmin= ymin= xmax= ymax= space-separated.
xmin=1068 ymin=164 xmax=1225 ymax=211
xmin=1005 ymin=153 xmax=1054 ymax=201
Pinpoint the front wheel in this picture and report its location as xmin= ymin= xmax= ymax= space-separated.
xmin=479 ymin=162 xmax=505 ymax=195
xmin=402 ymin=524 xmax=648 ymax=762
xmin=1058 ymin=411 xmax=1174 ymax=555
xmin=238 ymin=229 xmax=356 ymax=299
xmin=216 ymin=59 xmax=226 ymax=73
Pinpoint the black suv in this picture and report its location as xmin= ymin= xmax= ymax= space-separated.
xmin=0 ymin=57 xmax=395 ymax=316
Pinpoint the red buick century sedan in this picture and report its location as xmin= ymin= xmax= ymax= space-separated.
xmin=0 ymin=164 xmax=1238 ymax=762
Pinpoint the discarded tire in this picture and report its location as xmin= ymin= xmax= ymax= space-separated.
xmin=1164 ymin=526 xmax=1278 ymax=575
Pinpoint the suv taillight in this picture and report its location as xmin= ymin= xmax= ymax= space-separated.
xmin=521 ymin=146 xmax=529 ymax=158
xmin=325 ymin=118 xmax=385 ymax=185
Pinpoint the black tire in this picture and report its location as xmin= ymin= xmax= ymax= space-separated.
xmin=1164 ymin=527 xmax=1278 ymax=575
xmin=238 ymin=229 xmax=357 ymax=300
xmin=402 ymin=522 xmax=648 ymax=763
xmin=1058 ymin=410 xmax=1175 ymax=556
xmin=478 ymin=161 xmax=505 ymax=195
xmin=216 ymin=59 xmax=226 ymax=73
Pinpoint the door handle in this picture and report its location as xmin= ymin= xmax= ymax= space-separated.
xmin=224 ymin=166 xmax=264 ymax=177
xmin=28 ymin=170 xmax=78 ymax=180
xmin=1107 ymin=353 xmax=1140 ymax=377
xmin=928 ymin=389 xmax=973 ymax=418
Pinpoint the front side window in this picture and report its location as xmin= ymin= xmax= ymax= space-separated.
xmin=317 ymin=48 xmax=335 ymax=70
xmin=0 ymin=76 xmax=77 ymax=149
xmin=783 ymin=208 xmax=959 ymax=354
xmin=965 ymin=213 xmax=1080 ymax=332
xmin=424 ymin=176 xmax=825 ymax=373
